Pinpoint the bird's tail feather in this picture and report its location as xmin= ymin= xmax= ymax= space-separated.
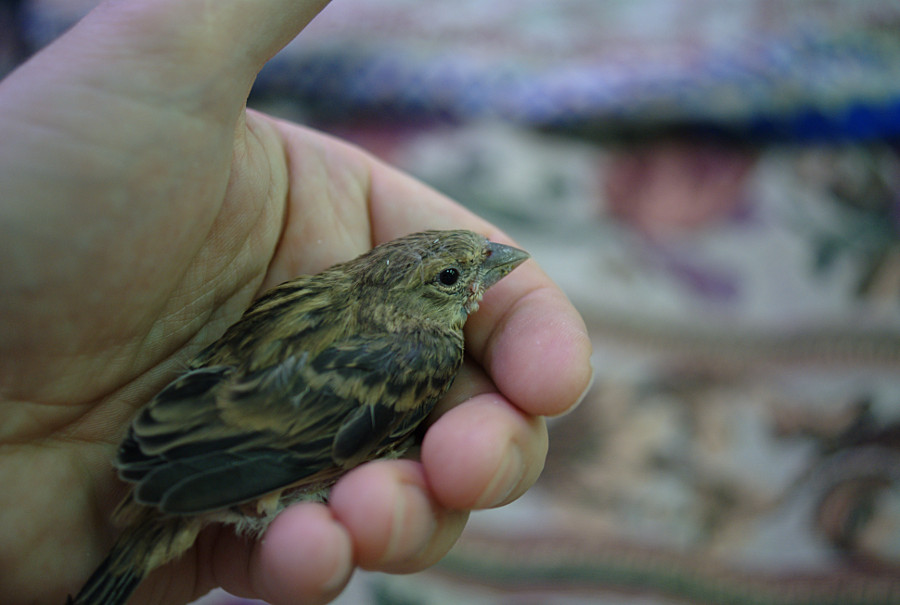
xmin=66 ymin=534 xmax=146 ymax=605
xmin=66 ymin=552 xmax=143 ymax=605
xmin=66 ymin=510 xmax=187 ymax=605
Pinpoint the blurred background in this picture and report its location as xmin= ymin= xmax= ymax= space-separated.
xmin=6 ymin=1 xmax=900 ymax=603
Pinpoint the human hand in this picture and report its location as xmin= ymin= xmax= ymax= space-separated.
xmin=0 ymin=2 xmax=592 ymax=604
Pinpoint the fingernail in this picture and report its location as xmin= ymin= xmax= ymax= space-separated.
xmin=320 ymin=523 xmax=354 ymax=593
xmin=549 ymin=364 xmax=595 ymax=418
xmin=382 ymin=480 xmax=437 ymax=564
xmin=473 ymin=444 xmax=524 ymax=509
xmin=571 ymin=365 xmax=596 ymax=408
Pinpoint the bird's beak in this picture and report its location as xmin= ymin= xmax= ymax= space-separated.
xmin=481 ymin=242 xmax=530 ymax=290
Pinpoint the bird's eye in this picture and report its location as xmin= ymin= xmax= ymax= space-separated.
xmin=438 ymin=267 xmax=460 ymax=286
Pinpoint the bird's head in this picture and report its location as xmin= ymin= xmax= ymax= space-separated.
xmin=347 ymin=230 xmax=530 ymax=330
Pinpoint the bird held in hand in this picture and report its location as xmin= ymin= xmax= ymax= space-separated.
xmin=68 ymin=229 xmax=529 ymax=605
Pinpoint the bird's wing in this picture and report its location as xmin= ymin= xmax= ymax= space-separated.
xmin=115 ymin=331 xmax=460 ymax=514
xmin=313 ymin=332 xmax=457 ymax=468
xmin=116 ymin=357 xmax=346 ymax=514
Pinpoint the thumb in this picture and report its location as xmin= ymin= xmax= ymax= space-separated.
xmin=17 ymin=0 xmax=330 ymax=116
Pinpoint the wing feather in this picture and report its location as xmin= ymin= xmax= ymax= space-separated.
xmin=117 ymin=327 xmax=462 ymax=514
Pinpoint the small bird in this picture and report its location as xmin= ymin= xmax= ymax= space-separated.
xmin=68 ymin=229 xmax=529 ymax=605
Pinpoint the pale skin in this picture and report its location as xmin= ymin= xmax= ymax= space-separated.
xmin=0 ymin=1 xmax=593 ymax=604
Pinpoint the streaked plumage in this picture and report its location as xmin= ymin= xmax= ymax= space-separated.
xmin=68 ymin=229 xmax=529 ymax=605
